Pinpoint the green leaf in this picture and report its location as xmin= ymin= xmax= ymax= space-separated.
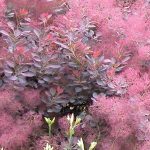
xmin=44 ymin=117 xmax=50 ymax=124
xmin=77 ymin=138 xmax=85 ymax=150
xmin=44 ymin=143 xmax=53 ymax=150
xmin=89 ymin=142 xmax=97 ymax=150
xmin=75 ymin=117 xmax=81 ymax=126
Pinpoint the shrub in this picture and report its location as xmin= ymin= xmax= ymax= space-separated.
xmin=0 ymin=0 xmax=131 ymax=116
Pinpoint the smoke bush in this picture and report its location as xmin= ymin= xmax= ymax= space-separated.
xmin=0 ymin=0 xmax=150 ymax=149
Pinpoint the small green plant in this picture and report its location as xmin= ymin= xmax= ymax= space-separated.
xmin=65 ymin=114 xmax=81 ymax=150
xmin=44 ymin=143 xmax=54 ymax=150
xmin=44 ymin=117 xmax=55 ymax=137
xmin=77 ymin=138 xmax=85 ymax=150
xmin=64 ymin=114 xmax=97 ymax=150
xmin=89 ymin=142 xmax=97 ymax=150
xmin=43 ymin=114 xmax=97 ymax=150
xmin=77 ymin=138 xmax=97 ymax=150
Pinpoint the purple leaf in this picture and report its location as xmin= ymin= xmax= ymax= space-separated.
xmin=46 ymin=64 xmax=61 ymax=69
xmin=54 ymin=41 xmax=69 ymax=49
xmin=9 ymin=76 xmax=18 ymax=81
xmin=6 ymin=61 xmax=15 ymax=68
xmin=50 ymin=88 xmax=56 ymax=96
xmin=21 ymin=72 xmax=35 ymax=77
xmin=4 ymin=69 xmax=13 ymax=74
xmin=0 ymin=30 xmax=9 ymax=36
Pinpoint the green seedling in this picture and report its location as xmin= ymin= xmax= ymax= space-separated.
xmin=44 ymin=143 xmax=54 ymax=150
xmin=77 ymin=138 xmax=97 ymax=150
xmin=44 ymin=114 xmax=97 ymax=150
xmin=77 ymin=138 xmax=85 ymax=150
xmin=44 ymin=117 xmax=55 ymax=137
xmin=89 ymin=141 xmax=97 ymax=150
xmin=66 ymin=114 xmax=81 ymax=150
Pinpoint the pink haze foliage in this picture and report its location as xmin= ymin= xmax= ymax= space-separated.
xmin=0 ymin=87 xmax=43 ymax=149
xmin=1 ymin=0 xmax=150 ymax=149
xmin=0 ymin=110 xmax=42 ymax=149
xmin=87 ymin=64 xmax=150 ymax=148
xmin=0 ymin=0 xmax=5 ymax=15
